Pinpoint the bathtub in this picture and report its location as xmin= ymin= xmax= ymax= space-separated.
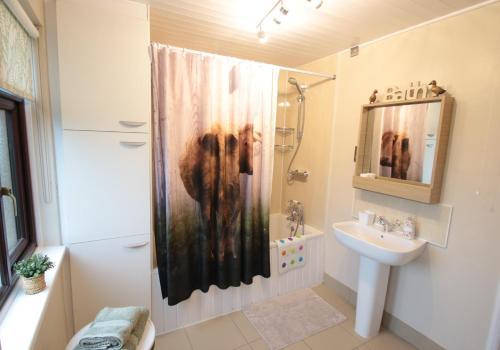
xmin=151 ymin=213 xmax=325 ymax=335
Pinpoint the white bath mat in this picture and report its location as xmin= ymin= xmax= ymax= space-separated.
xmin=243 ymin=288 xmax=346 ymax=350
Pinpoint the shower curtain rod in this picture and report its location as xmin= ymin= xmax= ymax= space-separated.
xmin=151 ymin=43 xmax=336 ymax=81
xmin=276 ymin=66 xmax=336 ymax=80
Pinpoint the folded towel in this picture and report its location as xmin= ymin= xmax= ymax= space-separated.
xmin=75 ymin=306 xmax=149 ymax=350
xmin=122 ymin=308 xmax=149 ymax=350
xmin=276 ymin=235 xmax=307 ymax=274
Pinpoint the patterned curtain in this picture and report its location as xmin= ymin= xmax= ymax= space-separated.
xmin=0 ymin=0 xmax=34 ymax=99
xmin=151 ymin=43 xmax=278 ymax=306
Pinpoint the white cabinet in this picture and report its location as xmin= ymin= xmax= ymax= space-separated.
xmin=70 ymin=234 xmax=151 ymax=330
xmin=62 ymin=130 xmax=151 ymax=243
xmin=56 ymin=0 xmax=150 ymax=133
xmin=54 ymin=0 xmax=153 ymax=330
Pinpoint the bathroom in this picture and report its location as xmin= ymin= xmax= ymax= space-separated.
xmin=0 ymin=0 xmax=499 ymax=349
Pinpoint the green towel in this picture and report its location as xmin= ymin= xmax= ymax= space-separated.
xmin=75 ymin=307 xmax=149 ymax=350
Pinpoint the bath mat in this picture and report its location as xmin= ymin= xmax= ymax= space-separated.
xmin=243 ymin=288 xmax=346 ymax=350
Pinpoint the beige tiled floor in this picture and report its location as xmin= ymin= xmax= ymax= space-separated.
xmin=155 ymin=284 xmax=417 ymax=350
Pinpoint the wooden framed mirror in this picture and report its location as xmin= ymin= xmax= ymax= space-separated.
xmin=353 ymin=95 xmax=454 ymax=203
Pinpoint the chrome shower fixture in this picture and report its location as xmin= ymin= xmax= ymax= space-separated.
xmin=287 ymin=77 xmax=307 ymax=102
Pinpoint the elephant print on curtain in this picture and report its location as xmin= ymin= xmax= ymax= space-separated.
xmin=151 ymin=44 xmax=278 ymax=306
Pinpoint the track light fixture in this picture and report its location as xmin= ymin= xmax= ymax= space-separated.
xmin=273 ymin=4 xmax=289 ymax=25
xmin=256 ymin=0 xmax=323 ymax=43
xmin=307 ymin=0 xmax=323 ymax=9
xmin=257 ymin=27 xmax=268 ymax=44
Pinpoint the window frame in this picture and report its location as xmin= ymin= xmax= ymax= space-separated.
xmin=0 ymin=89 xmax=37 ymax=308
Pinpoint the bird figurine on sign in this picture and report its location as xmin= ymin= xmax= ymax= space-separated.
xmin=428 ymin=80 xmax=446 ymax=97
xmin=369 ymin=89 xmax=378 ymax=104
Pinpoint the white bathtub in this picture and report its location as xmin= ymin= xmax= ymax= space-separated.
xmin=151 ymin=213 xmax=325 ymax=335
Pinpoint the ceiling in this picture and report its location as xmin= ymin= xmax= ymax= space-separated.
xmin=150 ymin=0 xmax=486 ymax=67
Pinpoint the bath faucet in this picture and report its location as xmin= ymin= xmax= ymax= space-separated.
xmin=286 ymin=200 xmax=304 ymax=237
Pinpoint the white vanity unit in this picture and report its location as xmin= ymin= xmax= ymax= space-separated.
xmin=53 ymin=0 xmax=152 ymax=330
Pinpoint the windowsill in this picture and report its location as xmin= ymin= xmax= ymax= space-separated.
xmin=0 ymin=246 xmax=67 ymax=350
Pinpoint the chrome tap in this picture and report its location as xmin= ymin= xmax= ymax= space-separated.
xmin=375 ymin=216 xmax=390 ymax=232
xmin=286 ymin=200 xmax=304 ymax=237
xmin=375 ymin=216 xmax=401 ymax=232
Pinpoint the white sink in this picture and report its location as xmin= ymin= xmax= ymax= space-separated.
xmin=333 ymin=221 xmax=426 ymax=266
xmin=332 ymin=221 xmax=427 ymax=339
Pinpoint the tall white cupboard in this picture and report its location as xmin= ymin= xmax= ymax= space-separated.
xmin=54 ymin=0 xmax=152 ymax=330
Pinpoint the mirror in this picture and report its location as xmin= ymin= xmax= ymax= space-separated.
xmin=353 ymin=95 xmax=454 ymax=203
xmin=363 ymin=101 xmax=441 ymax=184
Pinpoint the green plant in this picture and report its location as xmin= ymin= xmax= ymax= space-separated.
xmin=14 ymin=254 xmax=54 ymax=278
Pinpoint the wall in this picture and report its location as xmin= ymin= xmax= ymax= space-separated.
xmin=270 ymin=56 xmax=337 ymax=230
xmin=32 ymin=251 xmax=74 ymax=350
xmin=323 ymin=3 xmax=500 ymax=349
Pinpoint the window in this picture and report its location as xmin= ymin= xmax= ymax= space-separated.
xmin=0 ymin=90 xmax=36 ymax=307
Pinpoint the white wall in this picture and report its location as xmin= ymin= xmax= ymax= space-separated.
xmin=324 ymin=3 xmax=500 ymax=349
xmin=271 ymin=56 xmax=337 ymax=231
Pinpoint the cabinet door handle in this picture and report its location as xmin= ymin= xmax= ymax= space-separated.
xmin=120 ymin=141 xmax=146 ymax=147
xmin=124 ymin=241 xmax=149 ymax=249
xmin=0 ymin=187 xmax=17 ymax=216
xmin=119 ymin=121 xmax=146 ymax=127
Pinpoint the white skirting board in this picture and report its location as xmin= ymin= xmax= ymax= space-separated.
xmin=151 ymin=233 xmax=325 ymax=335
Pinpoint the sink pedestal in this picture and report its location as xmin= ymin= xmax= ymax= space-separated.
xmin=355 ymin=256 xmax=390 ymax=338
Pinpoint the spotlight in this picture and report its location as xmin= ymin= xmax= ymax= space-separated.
xmin=273 ymin=4 xmax=289 ymax=24
xmin=307 ymin=0 xmax=323 ymax=9
xmin=257 ymin=28 xmax=268 ymax=43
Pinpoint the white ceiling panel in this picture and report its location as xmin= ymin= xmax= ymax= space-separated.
xmin=150 ymin=0 xmax=489 ymax=67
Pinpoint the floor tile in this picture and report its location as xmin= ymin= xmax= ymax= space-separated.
xmin=185 ymin=315 xmax=247 ymax=350
xmin=282 ymin=341 xmax=311 ymax=350
xmin=304 ymin=325 xmax=363 ymax=350
xmin=311 ymin=284 xmax=346 ymax=305
xmin=249 ymin=337 xmax=312 ymax=350
xmin=312 ymin=284 xmax=360 ymax=338
xmin=312 ymin=284 xmax=356 ymax=319
xmin=249 ymin=339 xmax=269 ymax=350
xmin=229 ymin=311 xmax=261 ymax=342
xmin=155 ymin=329 xmax=192 ymax=350
xmin=365 ymin=330 xmax=417 ymax=350
xmin=353 ymin=345 xmax=371 ymax=350
xmin=234 ymin=345 xmax=252 ymax=350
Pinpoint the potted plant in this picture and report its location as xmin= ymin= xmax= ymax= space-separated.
xmin=14 ymin=254 xmax=54 ymax=295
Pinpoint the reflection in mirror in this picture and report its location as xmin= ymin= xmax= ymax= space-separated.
xmin=362 ymin=102 xmax=441 ymax=184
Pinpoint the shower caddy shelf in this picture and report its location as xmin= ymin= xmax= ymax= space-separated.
xmin=274 ymin=144 xmax=294 ymax=152
xmin=274 ymin=127 xmax=295 ymax=152
xmin=275 ymin=127 xmax=295 ymax=135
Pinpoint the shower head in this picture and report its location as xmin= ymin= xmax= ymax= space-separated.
xmin=288 ymin=77 xmax=304 ymax=96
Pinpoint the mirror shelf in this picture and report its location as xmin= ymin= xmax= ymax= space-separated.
xmin=353 ymin=94 xmax=454 ymax=204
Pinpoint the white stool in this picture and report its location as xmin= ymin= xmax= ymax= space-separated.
xmin=66 ymin=319 xmax=155 ymax=350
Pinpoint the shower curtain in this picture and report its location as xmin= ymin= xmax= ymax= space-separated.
xmin=151 ymin=44 xmax=278 ymax=306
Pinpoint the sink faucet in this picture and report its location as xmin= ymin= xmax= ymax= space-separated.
xmin=375 ymin=216 xmax=390 ymax=232
xmin=375 ymin=216 xmax=401 ymax=233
